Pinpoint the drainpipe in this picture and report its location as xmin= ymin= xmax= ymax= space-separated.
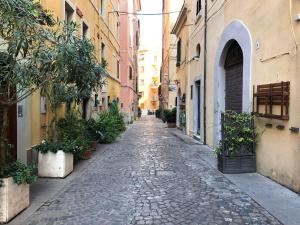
xmin=203 ymin=0 xmax=208 ymax=145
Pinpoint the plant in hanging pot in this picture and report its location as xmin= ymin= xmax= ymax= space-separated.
xmin=35 ymin=140 xmax=75 ymax=178
xmin=0 ymin=161 xmax=37 ymax=223
xmin=215 ymin=111 xmax=257 ymax=174
xmin=163 ymin=108 xmax=177 ymax=128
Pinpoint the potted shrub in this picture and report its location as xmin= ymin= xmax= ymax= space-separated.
xmin=83 ymin=119 xmax=102 ymax=150
xmin=163 ymin=108 xmax=177 ymax=128
xmin=0 ymin=161 xmax=37 ymax=223
xmin=73 ymin=139 xmax=92 ymax=160
xmin=179 ymin=111 xmax=186 ymax=131
xmin=35 ymin=141 xmax=74 ymax=178
xmin=95 ymin=103 xmax=126 ymax=144
xmin=215 ymin=111 xmax=257 ymax=174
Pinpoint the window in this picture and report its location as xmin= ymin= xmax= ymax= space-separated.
xmin=136 ymin=31 xmax=139 ymax=47
xmin=196 ymin=43 xmax=201 ymax=58
xmin=191 ymin=85 xmax=193 ymax=99
xmin=139 ymin=54 xmax=145 ymax=61
xmin=101 ymin=0 xmax=106 ymax=16
xmin=65 ymin=2 xmax=74 ymax=23
xmin=176 ymin=38 xmax=182 ymax=67
xmin=101 ymin=43 xmax=106 ymax=62
xmin=129 ymin=66 xmax=133 ymax=80
xmin=117 ymin=60 xmax=120 ymax=79
xmin=196 ymin=0 xmax=201 ymax=16
xmin=140 ymin=79 xmax=145 ymax=86
xmin=82 ymin=22 xmax=88 ymax=38
xmin=154 ymin=56 xmax=158 ymax=63
xmin=94 ymin=94 xmax=98 ymax=107
xmin=140 ymin=66 xmax=144 ymax=73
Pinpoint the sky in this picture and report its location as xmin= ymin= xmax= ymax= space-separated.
xmin=139 ymin=0 xmax=163 ymax=49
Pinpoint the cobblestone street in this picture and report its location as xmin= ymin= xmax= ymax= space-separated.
xmin=23 ymin=117 xmax=281 ymax=225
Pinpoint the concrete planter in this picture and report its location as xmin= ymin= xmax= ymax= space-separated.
xmin=38 ymin=151 xmax=74 ymax=178
xmin=0 ymin=177 xmax=29 ymax=223
xmin=218 ymin=154 xmax=256 ymax=174
xmin=167 ymin=122 xmax=176 ymax=128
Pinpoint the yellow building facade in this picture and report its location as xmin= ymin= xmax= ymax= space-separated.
xmin=172 ymin=0 xmax=300 ymax=193
xmin=98 ymin=0 xmax=121 ymax=109
xmin=17 ymin=0 xmax=120 ymax=165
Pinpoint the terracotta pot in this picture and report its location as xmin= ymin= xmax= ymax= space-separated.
xmin=82 ymin=150 xmax=92 ymax=160
xmin=91 ymin=141 xmax=98 ymax=150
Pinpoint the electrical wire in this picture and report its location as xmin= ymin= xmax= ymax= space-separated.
xmin=110 ymin=11 xmax=181 ymax=16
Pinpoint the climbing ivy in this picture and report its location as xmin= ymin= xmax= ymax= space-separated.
xmin=215 ymin=111 xmax=257 ymax=155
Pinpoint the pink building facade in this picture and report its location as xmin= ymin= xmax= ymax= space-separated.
xmin=120 ymin=0 xmax=141 ymax=123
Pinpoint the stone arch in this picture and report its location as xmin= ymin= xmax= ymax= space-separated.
xmin=213 ymin=20 xmax=253 ymax=147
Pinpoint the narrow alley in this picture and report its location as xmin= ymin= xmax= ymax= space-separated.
xmin=19 ymin=117 xmax=282 ymax=225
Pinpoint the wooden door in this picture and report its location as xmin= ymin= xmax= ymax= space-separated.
xmin=225 ymin=41 xmax=243 ymax=113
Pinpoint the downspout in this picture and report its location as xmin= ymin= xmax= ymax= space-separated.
xmin=203 ymin=0 xmax=208 ymax=145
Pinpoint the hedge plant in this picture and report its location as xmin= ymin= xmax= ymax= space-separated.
xmin=215 ymin=111 xmax=257 ymax=156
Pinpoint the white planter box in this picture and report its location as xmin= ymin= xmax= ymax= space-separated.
xmin=0 ymin=177 xmax=29 ymax=223
xmin=38 ymin=150 xmax=73 ymax=178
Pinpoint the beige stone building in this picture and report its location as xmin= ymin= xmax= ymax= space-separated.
xmin=138 ymin=48 xmax=161 ymax=114
xmin=172 ymin=0 xmax=300 ymax=193
xmin=161 ymin=0 xmax=184 ymax=111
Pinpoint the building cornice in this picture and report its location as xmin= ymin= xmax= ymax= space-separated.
xmin=171 ymin=4 xmax=187 ymax=36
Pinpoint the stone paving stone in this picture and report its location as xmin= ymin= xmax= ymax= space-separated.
xmin=23 ymin=117 xmax=282 ymax=225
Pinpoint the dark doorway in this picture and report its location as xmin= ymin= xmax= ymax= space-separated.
xmin=82 ymin=98 xmax=89 ymax=120
xmin=0 ymin=104 xmax=17 ymax=160
xmin=224 ymin=40 xmax=243 ymax=112
xmin=196 ymin=81 xmax=201 ymax=135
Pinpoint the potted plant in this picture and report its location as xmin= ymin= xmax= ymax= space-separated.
xmin=95 ymin=103 xmax=126 ymax=143
xmin=179 ymin=111 xmax=186 ymax=131
xmin=0 ymin=161 xmax=37 ymax=223
xmin=73 ymin=139 xmax=92 ymax=160
xmin=84 ymin=119 xmax=101 ymax=150
xmin=35 ymin=140 xmax=75 ymax=178
xmin=163 ymin=108 xmax=177 ymax=128
xmin=215 ymin=111 xmax=257 ymax=174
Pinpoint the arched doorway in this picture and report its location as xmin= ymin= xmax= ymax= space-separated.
xmin=224 ymin=41 xmax=243 ymax=112
xmin=213 ymin=20 xmax=253 ymax=147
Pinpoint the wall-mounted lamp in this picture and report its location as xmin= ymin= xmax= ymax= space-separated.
xmin=276 ymin=125 xmax=285 ymax=130
xmin=289 ymin=127 xmax=299 ymax=134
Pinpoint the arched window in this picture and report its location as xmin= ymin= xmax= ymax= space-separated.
xmin=196 ymin=43 xmax=201 ymax=58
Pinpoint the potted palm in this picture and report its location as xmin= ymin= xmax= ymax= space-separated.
xmin=163 ymin=108 xmax=177 ymax=128
xmin=215 ymin=111 xmax=257 ymax=174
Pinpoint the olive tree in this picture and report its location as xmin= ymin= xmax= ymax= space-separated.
xmin=40 ymin=22 xmax=106 ymax=140
xmin=0 ymin=0 xmax=55 ymax=168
